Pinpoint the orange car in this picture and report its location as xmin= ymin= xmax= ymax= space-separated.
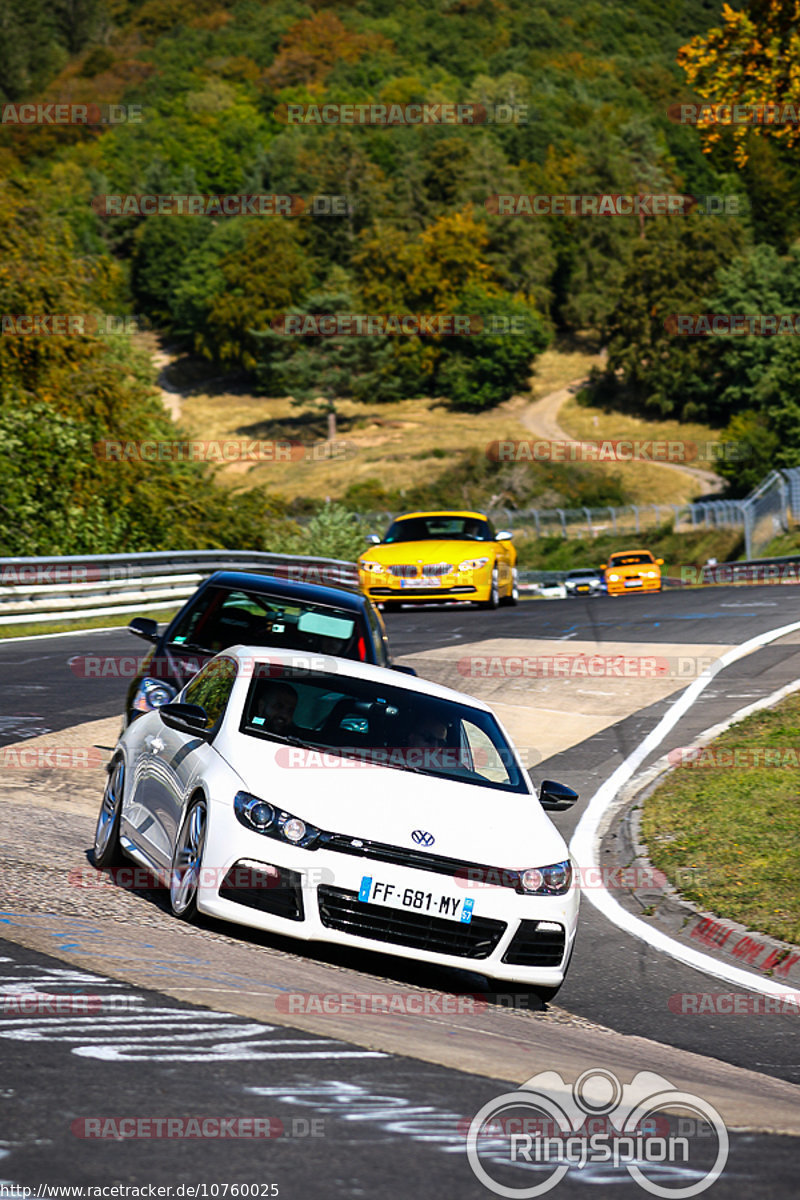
xmin=358 ymin=510 xmax=517 ymax=609
xmin=600 ymin=549 xmax=664 ymax=595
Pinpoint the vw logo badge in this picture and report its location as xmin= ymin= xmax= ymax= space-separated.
xmin=411 ymin=830 xmax=435 ymax=847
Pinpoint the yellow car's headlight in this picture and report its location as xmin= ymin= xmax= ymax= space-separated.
xmin=359 ymin=560 xmax=384 ymax=574
xmin=458 ymin=557 xmax=490 ymax=571
xmin=608 ymin=573 xmax=620 ymax=581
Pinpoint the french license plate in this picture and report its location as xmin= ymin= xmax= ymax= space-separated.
xmin=624 ymin=579 xmax=642 ymax=587
xmin=400 ymin=578 xmax=442 ymax=588
xmin=359 ymin=876 xmax=474 ymax=923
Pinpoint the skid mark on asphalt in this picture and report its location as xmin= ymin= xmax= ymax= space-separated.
xmin=0 ymin=954 xmax=385 ymax=1063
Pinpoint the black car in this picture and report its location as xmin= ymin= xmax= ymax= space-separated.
xmin=125 ymin=571 xmax=408 ymax=723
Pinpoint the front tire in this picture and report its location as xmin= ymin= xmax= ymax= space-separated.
xmin=93 ymin=757 xmax=125 ymax=869
xmin=170 ymin=796 xmax=208 ymax=922
xmin=477 ymin=568 xmax=500 ymax=610
xmin=500 ymin=567 xmax=519 ymax=606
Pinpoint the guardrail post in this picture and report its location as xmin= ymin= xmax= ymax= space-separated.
xmin=584 ymin=508 xmax=593 ymax=537
xmin=557 ymin=509 xmax=567 ymax=538
xmin=609 ymin=506 xmax=617 ymax=536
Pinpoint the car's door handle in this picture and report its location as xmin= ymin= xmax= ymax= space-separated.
xmin=145 ymin=735 xmax=165 ymax=753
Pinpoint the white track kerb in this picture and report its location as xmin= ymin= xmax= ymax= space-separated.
xmin=569 ymin=618 xmax=800 ymax=1003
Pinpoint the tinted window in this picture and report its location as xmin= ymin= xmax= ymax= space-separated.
xmin=384 ymin=516 xmax=492 ymax=543
xmin=183 ymin=656 xmax=238 ymax=727
xmin=240 ymin=667 xmax=527 ymax=794
xmin=167 ymin=586 xmax=367 ymax=661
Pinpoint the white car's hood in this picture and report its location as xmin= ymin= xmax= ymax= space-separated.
xmin=222 ymin=736 xmax=569 ymax=869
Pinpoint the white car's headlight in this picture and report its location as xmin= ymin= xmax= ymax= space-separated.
xmin=458 ymin=557 xmax=490 ymax=571
xmin=359 ymin=560 xmax=384 ymax=574
xmin=518 ymin=860 xmax=572 ymax=895
xmin=132 ymin=677 xmax=177 ymax=713
xmin=234 ymin=792 xmax=321 ymax=849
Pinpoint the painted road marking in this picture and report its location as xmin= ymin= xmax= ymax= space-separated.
xmin=0 ymin=953 xmax=386 ymax=1063
xmin=570 ymin=620 xmax=800 ymax=1004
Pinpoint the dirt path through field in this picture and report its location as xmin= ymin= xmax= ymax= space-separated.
xmin=521 ymin=376 xmax=723 ymax=498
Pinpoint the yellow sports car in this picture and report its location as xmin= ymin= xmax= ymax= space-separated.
xmin=600 ymin=549 xmax=664 ymax=595
xmin=358 ymin=510 xmax=518 ymax=609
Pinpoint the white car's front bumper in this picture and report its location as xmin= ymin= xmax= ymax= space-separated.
xmin=199 ymin=802 xmax=579 ymax=987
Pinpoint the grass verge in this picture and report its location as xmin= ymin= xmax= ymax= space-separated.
xmin=641 ymin=692 xmax=800 ymax=946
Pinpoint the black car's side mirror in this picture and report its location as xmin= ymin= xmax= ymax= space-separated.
xmin=538 ymin=779 xmax=579 ymax=810
xmin=129 ymin=617 xmax=159 ymax=643
xmin=159 ymin=702 xmax=211 ymax=737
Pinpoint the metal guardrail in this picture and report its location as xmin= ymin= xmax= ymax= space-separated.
xmin=0 ymin=551 xmax=359 ymax=627
xmin=2 ymin=542 xmax=799 ymax=630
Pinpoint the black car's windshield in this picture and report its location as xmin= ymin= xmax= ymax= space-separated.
xmin=383 ymin=516 xmax=492 ymax=543
xmin=168 ymin=586 xmax=369 ymax=661
xmin=239 ymin=666 xmax=528 ymax=793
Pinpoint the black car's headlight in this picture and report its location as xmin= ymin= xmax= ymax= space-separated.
xmin=234 ymin=791 xmax=322 ymax=849
xmin=517 ymin=860 xmax=572 ymax=895
xmin=132 ymin=677 xmax=177 ymax=713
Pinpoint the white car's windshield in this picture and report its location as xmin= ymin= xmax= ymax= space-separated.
xmin=239 ymin=667 xmax=528 ymax=793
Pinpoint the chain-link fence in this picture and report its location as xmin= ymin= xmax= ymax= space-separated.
xmin=359 ymin=503 xmax=747 ymax=542
xmin=355 ymin=466 xmax=800 ymax=558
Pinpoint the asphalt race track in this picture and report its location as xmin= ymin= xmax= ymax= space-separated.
xmin=2 ymin=585 xmax=800 ymax=1197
